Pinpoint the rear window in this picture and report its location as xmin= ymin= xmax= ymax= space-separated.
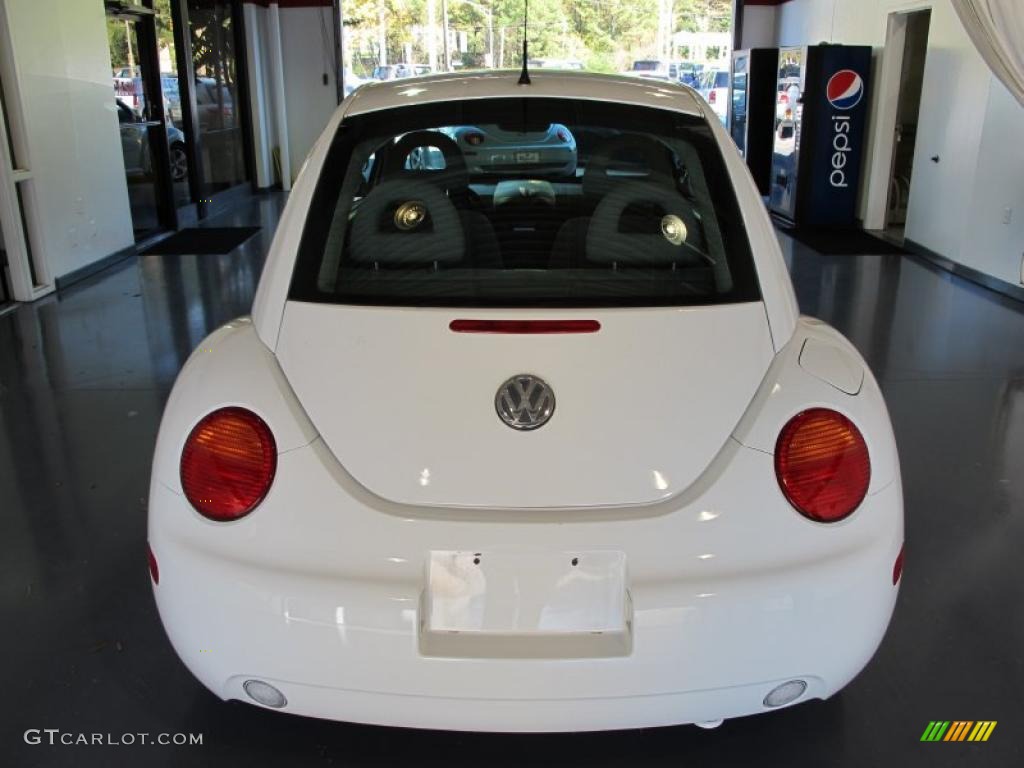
xmin=715 ymin=71 xmax=730 ymax=88
xmin=291 ymin=98 xmax=759 ymax=308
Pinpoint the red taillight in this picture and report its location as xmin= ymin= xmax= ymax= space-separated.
xmin=449 ymin=319 xmax=601 ymax=334
xmin=708 ymin=90 xmax=716 ymax=104
xmin=464 ymin=132 xmax=485 ymax=146
xmin=774 ymin=408 xmax=870 ymax=522
xmin=147 ymin=544 xmax=159 ymax=584
xmin=893 ymin=544 xmax=904 ymax=585
xmin=779 ymin=93 xmax=789 ymax=104
xmin=180 ymin=407 xmax=277 ymax=521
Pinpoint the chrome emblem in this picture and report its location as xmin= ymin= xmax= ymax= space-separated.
xmin=660 ymin=214 xmax=687 ymax=246
xmin=394 ymin=200 xmax=427 ymax=230
xmin=495 ymin=375 xmax=555 ymax=431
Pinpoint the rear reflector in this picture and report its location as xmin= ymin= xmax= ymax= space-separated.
xmin=147 ymin=544 xmax=159 ymax=585
xmin=764 ymin=679 xmax=807 ymax=708
xmin=449 ymin=319 xmax=600 ymax=334
xmin=893 ymin=544 xmax=905 ymax=585
xmin=775 ymin=408 xmax=870 ymax=522
xmin=244 ymin=679 xmax=287 ymax=708
xmin=180 ymin=407 xmax=277 ymax=521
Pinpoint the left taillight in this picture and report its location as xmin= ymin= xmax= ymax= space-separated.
xmin=180 ymin=407 xmax=276 ymax=521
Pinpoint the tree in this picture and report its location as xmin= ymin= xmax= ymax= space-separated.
xmin=338 ymin=0 xmax=732 ymax=76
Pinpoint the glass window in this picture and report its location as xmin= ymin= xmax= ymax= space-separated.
xmin=188 ymin=0 xmax=247 ymax=193
xmin=291 ymin=98 xmax=759 ymax=308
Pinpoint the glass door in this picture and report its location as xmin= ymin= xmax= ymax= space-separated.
xmin=107 ymin=3 xmax=178 ymax=240
xmin=184 ymin=0 xmax=252 ymax=208
xmin=730 ymin=52 xmax=749 ymax=155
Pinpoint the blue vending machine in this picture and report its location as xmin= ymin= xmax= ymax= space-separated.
xmin=769 ymin=44 xmax=872 ymax=227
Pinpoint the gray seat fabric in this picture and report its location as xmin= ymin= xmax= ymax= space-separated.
xmin=350 ymin=179 xmax=465 ymax=265
xmin=379 ymin=130 xmax=501 ymax=267
xmin=551 ymin=134 xmax=682 ymax=267
xmin=460 ymin=210 xmax=502 ymax=268
xmin=582 ymin=134 xmax=678 ymax=202
xmin=549 ymin=217 xmax=589 ymax=268
xmin=585 ymin=181 xmax=705 ymax=266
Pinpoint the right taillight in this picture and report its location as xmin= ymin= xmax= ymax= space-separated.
xmin=708 ymin=90 xmax=717 ymax=104
xmin=775 ymin=408 xmax=870 ymax=522
xmin=180 ymin=407 xmax=277 ymax=521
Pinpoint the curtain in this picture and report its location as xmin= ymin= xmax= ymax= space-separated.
xmin=951 ymin=0 xmax=1024 ymax=107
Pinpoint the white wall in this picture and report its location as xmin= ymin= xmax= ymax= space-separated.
xmin=740 ymin=5 xmax=779 ymax=50
xmin=776 ymin=0 xmax=1024 ymax=288
xmin=2 ymin=0 xmax=134 ymax=281
xmin=244 ymin=2 xmax=339 ymax=187
xmin=964 ymin=78 xmax=1024 ymax=286
xmin=279 ymin=6 xmax=338 ymax=181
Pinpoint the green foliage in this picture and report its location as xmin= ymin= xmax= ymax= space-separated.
xmin=343 ymin=0 xmax=732 ymax=76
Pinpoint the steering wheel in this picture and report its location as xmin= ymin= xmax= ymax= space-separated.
xmin=585 ymin=181 xmax=710 ymax=266
xmin=350 ymin=179 xmax=465 ymax=265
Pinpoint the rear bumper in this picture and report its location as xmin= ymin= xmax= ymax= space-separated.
xmin=149 ymin=439 xmax=902 ymax=732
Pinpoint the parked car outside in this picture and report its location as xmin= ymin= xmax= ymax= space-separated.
xmin=194 ymin=77 xmax=235 ymax=130
xmin=677 ymin=61 xmax=703 ymax=87
xmin=116 ymin=98 xmax=188 ymax=181
xmin=625 ymin=59 xmax=674 ymax=81
xmin=699 ymin=68 xmax=730 ymax=123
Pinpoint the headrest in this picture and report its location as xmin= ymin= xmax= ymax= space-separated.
xmin=349 ymin=179 xmax=465 ymax=265
xmin=583 ymin=135 xmax=677 ymax=200
xmin=585 ymin=181 xmax=705 ymax=266
xmin=381 ymin=130 xmax=468 ymax=190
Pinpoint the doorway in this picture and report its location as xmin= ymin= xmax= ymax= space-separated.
xmin=883 ymin=9 xmax=930 ymax=242
xmin=170 ymin=0 xmax=255 ymax=220
xmin=107 ymin=2 xmax=180 ymax=241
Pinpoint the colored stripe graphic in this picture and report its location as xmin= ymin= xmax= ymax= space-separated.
xmin=921 ymin=721 xmax=996 ymax=742
xmin=970 ymin=722 xmax=997 ymax=741
xmin=945 ymin=721 xmax=972 ymax=741
xmin=921 ymin=721 xmax=950 ymax=741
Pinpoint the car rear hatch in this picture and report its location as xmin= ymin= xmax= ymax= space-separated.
xmin=275 ymin=301 xmax=774 ymax=509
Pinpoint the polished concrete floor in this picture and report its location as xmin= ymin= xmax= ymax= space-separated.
xmin=2 ymin=193 xmax=1022 ymax=766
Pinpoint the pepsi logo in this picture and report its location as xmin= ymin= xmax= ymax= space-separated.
xmin=826 ymin=70 xmax=864 ymax=110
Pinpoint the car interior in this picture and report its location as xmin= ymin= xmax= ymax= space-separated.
xmin=348 ymin=128 xmax=715 ymax=271
xmin=302 ymin=103 xmax=755 ymax=306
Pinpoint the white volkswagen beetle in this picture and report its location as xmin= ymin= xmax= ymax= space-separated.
xmin=148 ymin=71 xmax=903 ymax=732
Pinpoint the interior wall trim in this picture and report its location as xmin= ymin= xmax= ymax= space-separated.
xmin=904 ymin=238 xmax=1024 ymax=305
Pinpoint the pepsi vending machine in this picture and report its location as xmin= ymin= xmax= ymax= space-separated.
xmin=769 ymin=45 xmax=872 ymax=226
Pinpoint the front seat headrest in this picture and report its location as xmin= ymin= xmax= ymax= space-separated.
xmin=583 ymin=135 xmax=677 ymax=200
xmin=350 ymin=179 xmax=465 ymax=265
xmin=381 ymin=130 xmax=469 ymax=191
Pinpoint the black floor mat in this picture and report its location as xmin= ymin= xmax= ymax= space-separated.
xmin=141 ymin=227 xmax=260 ymax=255
xmin=776 ymin=224 xmax=907 ymax=255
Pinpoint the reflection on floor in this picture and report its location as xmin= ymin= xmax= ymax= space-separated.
xmin=1 ymin=192 xmax=1022 ymax=766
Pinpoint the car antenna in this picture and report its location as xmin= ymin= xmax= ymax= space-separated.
xmin=518 ymin=0 xmax=531 ymax=85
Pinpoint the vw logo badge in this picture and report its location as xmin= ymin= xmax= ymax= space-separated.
xmin=495 ymin=375 xmax=555 ymax=431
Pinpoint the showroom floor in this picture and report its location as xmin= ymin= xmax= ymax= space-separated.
xmin=1 ymin=193 xmax=1021 ymax=766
